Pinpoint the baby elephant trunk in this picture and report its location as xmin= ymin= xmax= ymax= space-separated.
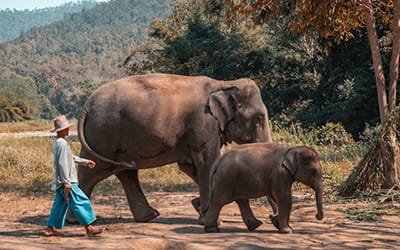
xmin=315 ymin=188 xmax=324 ymax=220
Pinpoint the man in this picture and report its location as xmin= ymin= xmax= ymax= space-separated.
xmin=44 ymin=115 xmax=102 ymax=237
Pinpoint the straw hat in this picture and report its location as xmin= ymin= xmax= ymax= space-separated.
xmin=50 ymin=115 xmax=73 ymax=132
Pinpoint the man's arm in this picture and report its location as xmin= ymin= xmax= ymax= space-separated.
xmin=73 ymin=155 xmax=96 ymax=168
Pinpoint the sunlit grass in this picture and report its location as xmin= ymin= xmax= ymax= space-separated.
xmin=0 ymin=120 xmax=53 ymax=133
xmin=0 ymin=137 xmax=53 ymax=191
xmin=0 ymin=135 xmax=194 ymax=195
xmin=0 ymin=119 xmax=78 ymax=133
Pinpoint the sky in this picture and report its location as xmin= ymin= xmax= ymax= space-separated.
xmin=0 ymin=0 xmax=107 ymax=10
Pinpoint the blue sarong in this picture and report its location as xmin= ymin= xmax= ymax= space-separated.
xmin=47 ymin=183 xmax=96 ymax=229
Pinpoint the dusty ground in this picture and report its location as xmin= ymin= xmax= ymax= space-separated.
xmin=0 ymin=189 xmax=399 ymax=250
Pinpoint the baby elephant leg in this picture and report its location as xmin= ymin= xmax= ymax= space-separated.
xmin=204 ymin=201 xmax=223 ymax=233
xmin=277 ymin=195 xmax=293 ymax=234
xmin=267 ymin=196 xmax=279 ymax=230
xmin=236 ymin=199 xmax=262 ymax=231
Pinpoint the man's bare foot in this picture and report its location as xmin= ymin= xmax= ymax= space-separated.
xmin=85 ymin=225 xmax=103 ymax=237
xmin=44 ymin=227 xmax=64 ymax=237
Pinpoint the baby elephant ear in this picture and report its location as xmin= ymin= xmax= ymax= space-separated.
xmin=282 ymin=148 xmax=297 ymax=176
xmin=208 ymin=89 xmax=235 ymax=131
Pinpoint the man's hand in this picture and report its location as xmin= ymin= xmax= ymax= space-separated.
xmin=87 ymin=160 xmax=96 ymax=168
xmin=64 ymin=184 xmax=72 ymax=205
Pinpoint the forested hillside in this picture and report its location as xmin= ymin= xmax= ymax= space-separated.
xmin=0 ymin=1 xmax=99 ymax=43
xmin=0 ymin=0 xmax=174 ymax=118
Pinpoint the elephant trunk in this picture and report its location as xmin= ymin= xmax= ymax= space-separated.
xmin=264 ymin=114 xmax=273 ymax=143
xmin=253 ymin=108 xmax=273 ymax=143
xmin=315 ymin=187 xmax=324 ymax=220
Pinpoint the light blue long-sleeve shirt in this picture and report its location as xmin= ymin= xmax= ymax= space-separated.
xmin=51 ymin=137 xmax=89 ymax=190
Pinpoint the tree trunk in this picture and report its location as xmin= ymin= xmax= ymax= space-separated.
xmin=363 ymin=0 xmax=388 ymax=122
xmin=363 ymin=0 xmax=399 ymax=188
xmin=387 ymin=0 xmax=400 ymax=188
xmin=389 ymin=0 xmax=400 ymax=110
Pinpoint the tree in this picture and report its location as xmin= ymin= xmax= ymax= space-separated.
xmin=221 ymin=0 xmax=399 ymax=188
xmin=0 ymin=75 xmax=55 ymax=121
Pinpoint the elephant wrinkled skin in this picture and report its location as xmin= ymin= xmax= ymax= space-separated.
xmin=204 ymin=143 xmax=324 ymax=233
xmin=76 ymin=73 xmax=272 ymax=223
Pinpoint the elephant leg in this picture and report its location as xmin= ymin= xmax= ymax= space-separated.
xmin=236 ymin=199 xmax=262 ymax=231
xmin=276 ymin=194 xmax=293 ymax=234
xmin=204 ymin=200 xmax=223 ymax=233
xmin=267 ymin=196 xmax=279 ymax=230
xmin=198 ymin=168 xmax=212 ymax=225
xmin=196 ymin=149 xmax=220 ymax=225
xmin=178 ymin=163 xmax=201 ymax=214
xmin=116 ymin=170 xmax=159 ymax=222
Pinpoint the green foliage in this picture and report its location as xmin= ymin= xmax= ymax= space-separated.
xmin=162 ymin=17 xmax=249 ymax=79
xmin=272 ymin=121 xmax=365 ymax=163
xmin=308 ymin=122 xmax=356 ymax=147
xmin=296 ymin=34 xmax=380 ymax=137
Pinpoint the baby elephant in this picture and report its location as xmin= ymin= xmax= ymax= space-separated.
xmin=204 ymin=143 xmax=324 ymax=233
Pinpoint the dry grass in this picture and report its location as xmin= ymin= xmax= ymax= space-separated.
xmin=339 ymin=106 xmax=400 ymax=196
xmin=0 ymin=137 xmax=53 ymax=189
xmin=0 ymin=119 xmax=79 ymax=133
xmin=0 ymin=120 xmax=53 ymax=133
xmin=0 ymin=135 xmax=194 ymax=195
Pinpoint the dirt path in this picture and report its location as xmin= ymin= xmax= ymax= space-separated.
xmin=0 ymin=191 xmax=399 ymax=250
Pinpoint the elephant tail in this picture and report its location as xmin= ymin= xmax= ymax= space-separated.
xmin=78 ymin=106 xmax=137 ymax=169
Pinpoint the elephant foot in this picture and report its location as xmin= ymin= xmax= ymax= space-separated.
xmin=204 ymin=226 xmax=220 ymax=233
xmin=134 ymin=208 xmax=160 ymax=222
xmin=279 ymin=227 xmax=293 ymax=234
xmin=246 ymin=219 xmax=263 ymax=231
xmin=198 ymin=214 xmax=205 ymax=225
xmin=191 ymin=197 xmax=201 ymax=214
xmin=269 ymin=214 xmax=279 ymax=230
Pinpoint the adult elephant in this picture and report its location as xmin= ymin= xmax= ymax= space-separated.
xmin=77 ymin=73 xmax=272 ymax=223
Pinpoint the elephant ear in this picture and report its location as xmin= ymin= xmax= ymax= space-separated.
xmin=208 ymin=88 xmax=238 ymax=131
xmin=282 ymin=148 xmax=297 ymax=177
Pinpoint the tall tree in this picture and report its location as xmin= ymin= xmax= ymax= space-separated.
xmin=221 ymin=0 xmax=399 ymax=188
